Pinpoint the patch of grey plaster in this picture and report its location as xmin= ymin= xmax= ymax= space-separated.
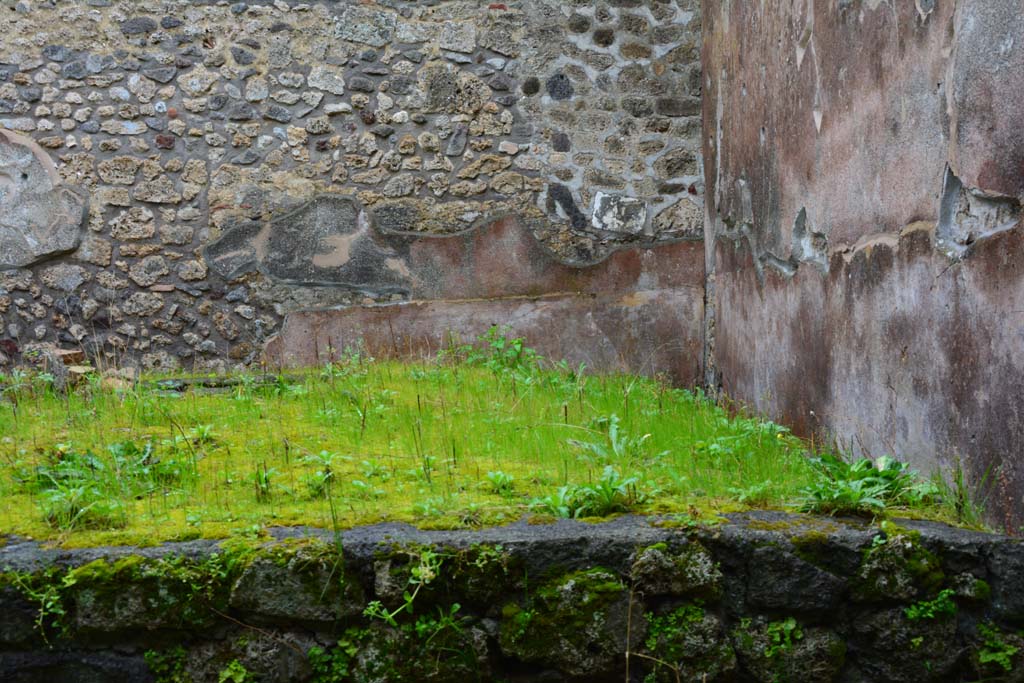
xmin=204 ymin=194 xmax=411 ymax=294
xmin=937 ymin=167 xmax=1021 ymax=259
xmin=791 ymin=207 xmax=830 ymax=273
xmin=591 ymin=192 xmax=647 ymax=235
xmin=754 ymin=209 xmax=830 ymax=277
xmin=0 ymin=130 xmax=86 ymax=270
xmin=761 ymin=253 xmax=798 ymax=278
xmin=915 ymin=0 xmax=936 ymax=21
xmin=716 ymin=192 xmax=830 ymax=282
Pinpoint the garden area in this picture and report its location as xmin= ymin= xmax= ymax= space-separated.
xmin=0 ymin=329 xmax=982 ymax=548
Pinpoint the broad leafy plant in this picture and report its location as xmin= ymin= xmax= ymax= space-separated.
xmin=800 ymin=453 xmax=938 ymax=516
xmin=530 ymin=466 xmax=647 ymax=518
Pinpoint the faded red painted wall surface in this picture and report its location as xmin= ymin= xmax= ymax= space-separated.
xmin=265 ymin=217 xmax=707 ymax=386
xmin=704 ymin=0 xmax=1024 ymax=529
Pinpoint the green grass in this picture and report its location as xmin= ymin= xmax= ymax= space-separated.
xmin=0 ymin=333 xmax=970 ymax=547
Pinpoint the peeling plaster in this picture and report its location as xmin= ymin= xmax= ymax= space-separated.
xmin=938 ymin=167 xmax=1022 ymax=259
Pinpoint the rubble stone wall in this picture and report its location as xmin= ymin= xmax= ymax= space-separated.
xmin=0 ymin=0 xmax=704 ymax=374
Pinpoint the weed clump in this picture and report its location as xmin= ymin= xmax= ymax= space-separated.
xmin=799 ymin=454 xmax=938 ymax=517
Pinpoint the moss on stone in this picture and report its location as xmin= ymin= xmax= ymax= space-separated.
xmin=499 ymin=567 xmax=636 ymax=677
xmin=952 ymin=573 xmax=993 ymax=603
xmin=855 ymin=529 xmax=945 ymax=602
xmin=788 ymin=529 xmax=837 ymax=570
xmin=145 ymin=646 xmax=191 ymax=683
xmin=732 ymin=617 xmax=845 ymax=683
xmin=643 ymin=603 xmax=736 ymax=682
xmin=631 ymin=540 xmax=722 ymax=599
xmin=443 ymin=543 xmax=520 ymax=606
xmin=63 ymin=552 xmax=238 ymax=633
xmin=850 ymin=606 xmax=962 ymax=681
xmin=229 ymin=539 xmax=363 ymax=622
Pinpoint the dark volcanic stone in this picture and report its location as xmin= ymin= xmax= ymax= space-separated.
xmin=567 ymin=13 xmax=591 ymax=33
xmin=120 ymin=17 xmax=158 ymax=35
xmin=655 ymin=96 xmax=700 ymax=117
xmin=61 ymin=60 xmax=87 ymax=80
xmin=86 ymin=54 xmax=115 ymax=74
xmin=521 ymin=76 xmax=540 ymax=95
xmin=546 ymin=73 xmax=574 ymax=100
xmin=622 ymin=96 xmax=655 ymax=118
xmin=445 ymin=124 xmax=468 ymax=156
xmin=231 ymin=47 xmax=256 ymax=66
xmin=263 ymin=105 xmax=292 ymax=123
xmin=0 ymin=513 xmax=1017 ymax=683
xmin=489 ymin=73 xmax=514 ymax=91
xmin=989 ymin=539 xmax=1024 ymax=622
xmin=745 ymin=545 xmax=845 ymax=614
xmin=230 ymin=555 xmax=364 ymax=623
xmin=348 ymin=76 xmax=375 ymax=92
xmin=0 ymin=651 xmax=152 ymax=682
xmin=42 ymin=45 xmax=70 ymax=62
xmin=847 ymin=608 xmax=960 ymax=682
xmin=390 ymin=75 xmax=414 ymax=95
xmin=228 ymin=103 xmax=257 ymax=121
xmin=142 ymin=66 xmax=177 ymax=83
xmin=593 ymin=28 xmax=616 ymax=47
xmin=231 ymin=149 xmax=261 ymax=166
xmin=17 ymin=86 xmax=41 ymax=103
xmin=208 ymin=94 xmax=229 ymax=111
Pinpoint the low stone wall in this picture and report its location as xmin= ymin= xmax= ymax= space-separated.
xmin=3 ymin=513 xmax=1023 ymax=682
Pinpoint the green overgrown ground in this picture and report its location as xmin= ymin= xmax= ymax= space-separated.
xmin=0 ymin=330 xmax=982 ymax=547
